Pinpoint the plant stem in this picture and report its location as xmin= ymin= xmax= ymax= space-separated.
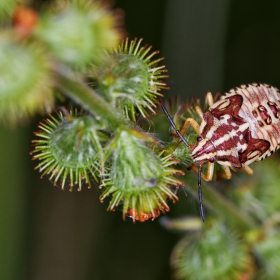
xmin=55 ymin=65 xmax=130 ymax=129
xmin=184 ymin=175 xmax=257 ymax=230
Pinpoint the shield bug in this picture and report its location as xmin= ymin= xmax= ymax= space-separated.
xmin=160 ymin=83 xmax=280 ymax=221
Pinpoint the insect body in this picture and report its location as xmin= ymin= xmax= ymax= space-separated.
xmin=160 ymin=83 xmax=280 ymax=221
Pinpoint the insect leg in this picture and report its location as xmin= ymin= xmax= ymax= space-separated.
xmin=220 ymin=166 xmax=232 ymax=179
xmin=195 ymin=106 xmax=204 ymax=120
xmin=205 ymin=92 xmax=214 ymax=107
xmin=194 ymin=92 xmax=213 ymax=120
xmin=179 ymin=118 xmax=201 ymax=137
xmin=191 ymin=93 xmax=213 ymax=121
xmin=188 ymin=162 xmax=214 ymax=181
xmin=242 ymin=165 xmax=254 ymax=175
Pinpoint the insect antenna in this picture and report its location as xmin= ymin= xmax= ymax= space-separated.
xmin=159 ymin=99 xmax=205 ymax=222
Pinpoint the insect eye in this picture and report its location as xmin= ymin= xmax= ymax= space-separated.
xmin=197 ymin=136 xmax=203 ymax=142
xmin=209 ymin=157 xmax=215 ymax=163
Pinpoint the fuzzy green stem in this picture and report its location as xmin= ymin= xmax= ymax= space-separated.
xmin=184 ymin=176 xmax=257 ymax=230
xmin=55 ymin=65 xmax=130 ymax=128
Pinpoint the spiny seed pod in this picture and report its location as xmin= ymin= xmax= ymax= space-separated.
xmin=31 ymin=109 xmax=108 ymax=190
xmin=36 ymin=0 xmax=123 ymax=68
xmin=171 ymin=222 xmax=254 ymax=280
xmin=0 ymin=33 xmax=54 ymax=125
xmin=100 ymin=128 xmax=184 ymax=222
xmin=89 ymin=38 xmax=169 ymax=121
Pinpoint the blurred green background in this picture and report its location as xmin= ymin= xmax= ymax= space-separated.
xmin=2 ymin=0 xmax=280 ymax=279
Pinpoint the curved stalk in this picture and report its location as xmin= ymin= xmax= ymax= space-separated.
xmin=184 ymin=175 xmax=257 ymax=230
xmin=55 ymin=65 xmax=130 ymax=129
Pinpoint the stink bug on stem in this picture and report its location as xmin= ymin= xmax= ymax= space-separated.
xmin=160 ymin=83 xmax=280 ymax=221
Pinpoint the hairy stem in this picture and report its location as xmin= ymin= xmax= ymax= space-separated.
xmin=55 ymin=65 xmax=130 ymax=129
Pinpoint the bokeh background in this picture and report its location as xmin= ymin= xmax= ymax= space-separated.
xmin=2 ymin=0 xmax=280 ymax=279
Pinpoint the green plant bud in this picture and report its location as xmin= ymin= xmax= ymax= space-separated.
xmin=0 ymin=33 xmax=54 ymax=125
xmin=89 ymin=38 xmax=169 ymax=121
xmin=31 ymin=109 xmax=107 ymax=190
xmin=167 ymin=142 xmax=193 ymax=167
xmin=100 ymin=128 xmax=184 ymax=222
xmin=36 ymin=0 xmax=122 ymax=68
xmin=171 ymin=222 xmax=254 ymax=280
